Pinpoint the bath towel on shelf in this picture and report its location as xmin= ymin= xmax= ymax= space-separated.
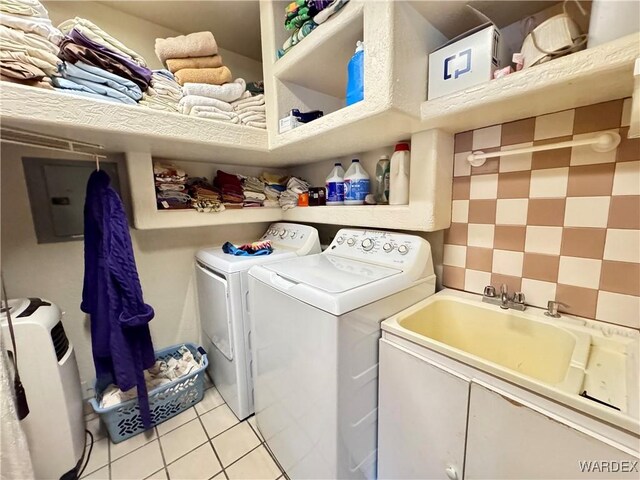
xmin=165 ymin=54 xmax=222 ymax=73
xmin=182 ymin=78 xmax=246 ymax=102
xmin=173 ymin=65 xmax=231 ymax=86
xmin=178 ymin=94 xmax=234 ymax=115
xmin=190 ymin=106 xmax=239 ymax=122
xmin=155 ymin=31 xmax=218 ymax=66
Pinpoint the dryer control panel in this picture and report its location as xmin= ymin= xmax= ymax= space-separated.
xmin=326 ymin=229 xmax=432 ymax=273
xmin=260 ymin=223 xmax=321 ymax=255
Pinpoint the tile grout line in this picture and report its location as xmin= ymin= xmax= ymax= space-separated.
xmin=155 ymin=425 xmax=170 ymax=480
xmin=194 ymin=404 xmax=229 ymax=479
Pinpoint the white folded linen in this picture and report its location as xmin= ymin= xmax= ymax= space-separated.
xmin=182 ymin=78 xmax=246 ymax=103
xmin=178 ymin=95 xmax=233 ymax=115
xmin=231 ymin=93 xmax=264 ymax=109
xmin=0 ymin=12 xmax=63 ymax=44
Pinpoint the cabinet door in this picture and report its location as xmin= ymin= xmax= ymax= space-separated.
xmin=465 ymin=382 xmax=640 ymax=479
xmin=378 ymin=340 xmax=470 ymax=480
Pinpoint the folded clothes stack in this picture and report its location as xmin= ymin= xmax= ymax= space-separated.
xmin=186 ymin=177 xmax=224 ymax=213
xmin=214 ymin=170 xmax=244 ymax=208
xmin=55 ymin=17 xmax=151 ymax=103
xmin=280 ymin=176 xmax=310 ymax=210
xmin=154 ymin=162 xmax=189 ymax=210
xmin=259 ymin=172 xmax=287 ymax=208
xmin=179 ymin=78 xmax=247 ymax=122
xmin=155 ymin=31 xmax=231 ymax=86
xmin=232 ymin=92 xmax=266 ymax=129
xmin=241 ymin=176 xmax=267 ymax=208
xmin=277 ymin=0 xmax=350 ymax=58
xmin=0 ymin=0 xmax=63 ymax=88
xmin=140 ymin=69 xmax=182 ymax=112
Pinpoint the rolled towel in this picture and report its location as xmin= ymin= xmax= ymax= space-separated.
xmin=178 ymin=95 xmax=233 ymax=115
xmin=182 ymin=78 xmax=246 ymax=102
xmin=166 ymin=55 xmax=222 ymax=73
xmin=155 ymin=31 xmax=218 ymax=66
xmin=174 ymin=66 xmax=231 ymax=86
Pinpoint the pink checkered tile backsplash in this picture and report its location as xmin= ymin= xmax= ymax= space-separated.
xmin=443 ymin=98 xmax=640 ymax=329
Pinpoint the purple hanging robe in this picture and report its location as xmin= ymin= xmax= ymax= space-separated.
xmin=81 ymin=170 xmax=156 ymax=428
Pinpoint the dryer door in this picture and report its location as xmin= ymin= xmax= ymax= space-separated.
xmin=196 ymin=263 xmax=234 ymax=361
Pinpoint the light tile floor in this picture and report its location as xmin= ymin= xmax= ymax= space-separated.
xmin=81 ymin=375 xmax=284 ymax=480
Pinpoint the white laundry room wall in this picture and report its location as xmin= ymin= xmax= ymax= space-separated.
xmin=43 ymin=1 xmax=265 ymax=81
xmin=0 ymin=144 xmax=267 ymax=395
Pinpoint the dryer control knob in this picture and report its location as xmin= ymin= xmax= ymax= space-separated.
xmin=280 ymin=229 xmax=288 ymax=238
xmin=398 ymin=245 xmax=409 ymax=255
xmin=336 ymin=236 xmax=345 ymax=245
xmin=347 ymin=238 xmax=356 ymax=246
xmin=362 ymin=238 xmax=374 ymax=251
xmin=290 ymin=231 xmax=297 ymax=239
xmin=383 ymin=243 xmax=394 ymax=252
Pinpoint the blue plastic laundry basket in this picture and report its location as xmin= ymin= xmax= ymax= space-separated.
xmin=89 ymin=343 xmax=208 ymax=443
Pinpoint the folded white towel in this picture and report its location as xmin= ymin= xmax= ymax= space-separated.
xmin=192 ymin=109 xmax=240 ymax=123
xmin=235 ymin=104 xmax=266 ymax=114
xmin=191 ymin=105 xmax=238 ymax=120
xmin=245 ymin=121 xmax=267 ymax=129
xmin=231 ymin=93 xmax=264 ymax=109
xmin=182 ymin=78 xmax=246 ymax=103
xmin=238 ymin=111 xmax=266 ymax=123
xmin=178 ymin=95 xmax=233 ymax=115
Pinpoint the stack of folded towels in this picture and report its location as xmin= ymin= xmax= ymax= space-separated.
xmin=140 ymin=69 xmax=182 ymax=112
xmin=214 ymin=170 xmax=244 ymax=208
xmin=154 ymin=162 xmax=190 ymax=210
xmin=261 ymin=173 xmax=288 ymax=208
xmin=55 ymin=17 xmax=152 ymax=104
xmin=278 ymin=0 xmax=350 ymax=58
xmin=241 ymin=176 xmax=267 ymax=208
xmin=155 ymin=31 xmax=230 ymax=87
xmin=280 ymin=176 xmax=310 ymax=210
xmin=186 ymin=177 xmax=224 ymax=213
xmin=0 ymin=0 xmax=63 ymax=88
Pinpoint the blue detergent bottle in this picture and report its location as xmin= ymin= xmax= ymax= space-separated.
xmin=346 ymin=41 xmax=364 ymax=106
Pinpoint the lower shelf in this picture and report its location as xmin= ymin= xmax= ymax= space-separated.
xmin=135 ymin=207 xmax=283 ymax=230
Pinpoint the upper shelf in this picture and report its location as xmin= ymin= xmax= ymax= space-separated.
xmin=0 ymin=83 xmax=270 ymax=165
xmin=420 ymin=33 xmax=640 ymax=133
xmin=272 ymin=1 xmax=364 ymax=98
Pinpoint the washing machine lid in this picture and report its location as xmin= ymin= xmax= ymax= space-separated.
xmin=263 ymin=254 xmax=401 ymax=294
xmin=196 ymin=247 xmax=298 ymax=273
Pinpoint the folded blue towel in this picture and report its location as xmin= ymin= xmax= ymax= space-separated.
xmin=53 ymin=87 xmax=124 ymax=104
xmin=53 ymin=71 xmax=138 ymax=105
xmin=58 ymin=61 xmax=142 ymax=103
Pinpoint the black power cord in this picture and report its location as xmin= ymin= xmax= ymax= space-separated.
xmin=77 ymin=429 xmax=94 ymax=478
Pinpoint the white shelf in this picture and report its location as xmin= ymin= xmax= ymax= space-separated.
xmin=138 ymin=208 xmax=283 ymax=230
xmin=420 ymin=33 xmax=640 ymax=133
xmin=272 ymin=1 xmax=364 ymax=98
xmin=0 ymin=83 xmax=270 ymax=166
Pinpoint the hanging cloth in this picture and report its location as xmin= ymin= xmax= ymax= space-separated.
xmin=81 ymin=170 xmax=156 ymax=428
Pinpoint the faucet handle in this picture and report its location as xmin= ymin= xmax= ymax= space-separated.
xmin=545 ymin=300 xmax=568 ymax=318
xmin=513 ymin=292 xmax=526 ymax=304
xmin=483 ymin=285 xmax=496 ymax=297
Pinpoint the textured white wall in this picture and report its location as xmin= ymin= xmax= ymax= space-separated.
xmin=0 ymin=144 xmax=266 ymax=393
xmin=44 ymin=1 xmax=264 ymax=81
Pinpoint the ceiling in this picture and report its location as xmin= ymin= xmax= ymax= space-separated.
xmin=409 ymin=0 xmax=562 ymax=38
xmin=100 ymin=1 xmax=263 ymax=61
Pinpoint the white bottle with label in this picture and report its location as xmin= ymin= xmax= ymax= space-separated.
xmin=389 ymin=143 xmax=410 ymax=205
xmin=325 ymin=162 xmax=345 ymax=205
xmin=344 ymin=159 xmax=370 ymax=205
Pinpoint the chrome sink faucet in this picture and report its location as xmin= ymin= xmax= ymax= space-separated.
xmin=482 ymin=284 xmax=526 ymax=311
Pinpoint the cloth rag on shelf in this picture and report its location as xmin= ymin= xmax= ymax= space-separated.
xmin=222 ymin=240 xmax=273 ymax=256
xmin=165 ymin=54 xmax=222 ymax=73
xmin=99 ymin=345 xmax=203 ymax=408
xmin=155 ymin=31 xmax=218 ymax=66
xmin=173 ymin=65 xmax=231 ymax=86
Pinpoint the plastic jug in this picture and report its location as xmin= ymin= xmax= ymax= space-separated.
xmin=344 ymin=159 xmax=370 ymax=205
xmin=326 ymin=162 xmax=345 ymax=205
xmin=375 ymin=155 xmax=390 ymax=204
xmin=346 ymin=41 xmax=364 ymax=106
xmin=389 ymin=143 xmax=410 ymax=205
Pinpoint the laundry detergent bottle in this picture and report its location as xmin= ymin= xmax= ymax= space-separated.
xmin=326 ymin=162 xmax=345 ymax=205
xmin=346 ymin=41 xmax=364 ymax=106
xmin=389 ymin=142 xmax=410 ymax=205
xmin=344 ymin=159 xmax=370 ymax=205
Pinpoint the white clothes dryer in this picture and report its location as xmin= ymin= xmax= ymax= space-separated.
xmin=248 ymin=229 xmax=436 ymax=479
xmin=195 ymin=223 xmax=320 ymax=420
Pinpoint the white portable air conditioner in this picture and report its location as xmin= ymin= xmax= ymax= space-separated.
xmin=1 ymin=298 xmax=85 ymax=480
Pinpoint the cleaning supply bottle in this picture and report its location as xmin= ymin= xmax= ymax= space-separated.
xmin=346 ymin=41 xmax=364 ymax=106
xmin=344 ymin=159 xmax=370 ymax=205
xmin=325 ymin=162 xmax=345 ymax=205
xmin=389 ymin=143 xmax=410 ymax=205
xmin=375 ymin=155 xmax=390 ymax=204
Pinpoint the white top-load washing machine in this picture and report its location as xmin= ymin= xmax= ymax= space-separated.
xmin=248 ymin=228 xmax=436 ymax=479
xmin=195 ymin=223 xmax=320 ymax=420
